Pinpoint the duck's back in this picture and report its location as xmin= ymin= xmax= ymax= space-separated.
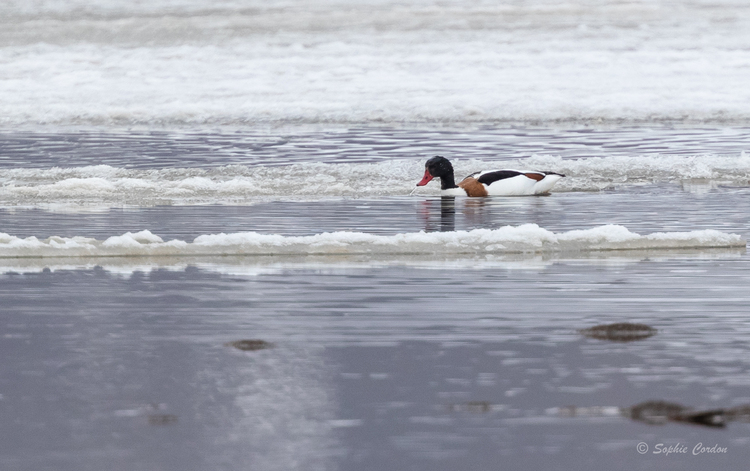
xmin=465 ymin=169 xmax=563 ymax=196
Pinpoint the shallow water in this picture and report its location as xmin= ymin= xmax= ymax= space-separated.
xmin=1 ymin=126 xmax=750 ymax=470
xmin=3 ymin=256 xmax=750 ymax=470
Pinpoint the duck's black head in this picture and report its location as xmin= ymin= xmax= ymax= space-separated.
xmin=416 ymin=156 xmax=456 ymax=188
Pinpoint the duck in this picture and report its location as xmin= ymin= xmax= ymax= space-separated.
xmin=415 ymin=155 xmax=565 ymax=196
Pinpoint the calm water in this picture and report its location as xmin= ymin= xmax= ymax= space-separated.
xmin=1 ymin=126 xmax=750 ymax=470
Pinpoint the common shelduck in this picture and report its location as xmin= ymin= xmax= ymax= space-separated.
xmin=416 ymin=156 xmax=565 ymax=196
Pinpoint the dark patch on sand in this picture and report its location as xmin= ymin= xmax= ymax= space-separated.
xmin=579 ymin=323 xmax=657 ymax=342
xmin=224 ymin=339 xmax=274 ymax=351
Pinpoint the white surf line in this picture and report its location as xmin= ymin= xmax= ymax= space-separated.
xmin=0 ymin=225 xmax=745 ymax=259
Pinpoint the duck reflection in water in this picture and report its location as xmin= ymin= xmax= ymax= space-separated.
xmin=418 ymin=197 xmax=492 ymax=232
xmin=418 ymin=197 xmax=456 ymax=232
xmin=440 ymin=197 xmax=456 ymax=232
xmin=461 ymin=198 xmax=488 ymax=228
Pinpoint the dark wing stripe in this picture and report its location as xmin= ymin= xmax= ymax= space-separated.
xmin=476 ymin=170 xmax=522 ymax=185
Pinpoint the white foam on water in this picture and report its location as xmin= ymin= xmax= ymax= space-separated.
xmin=0 ymin=225 xmax=744 ymax=259
xmin=519 ymin=152 xmax=750 ymax=192
xmin=1 ymin=154 xmax=749 ymax=207
xmin=1 ymin=247 xmax=745 ymax=277
xmin=1 ymin=0 xmax=750 ymax=126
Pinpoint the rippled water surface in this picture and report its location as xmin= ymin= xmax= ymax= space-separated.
xmin=2 ymin=126 xmax=749 ymax=169
xmin=2 ymin=126 xmax=750 ymax=470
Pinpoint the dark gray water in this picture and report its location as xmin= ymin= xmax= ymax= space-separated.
xmin=1 ymin=126 xmax=750 ymax=470
xmin=2 ymin=126 xmax=749 ymax=169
